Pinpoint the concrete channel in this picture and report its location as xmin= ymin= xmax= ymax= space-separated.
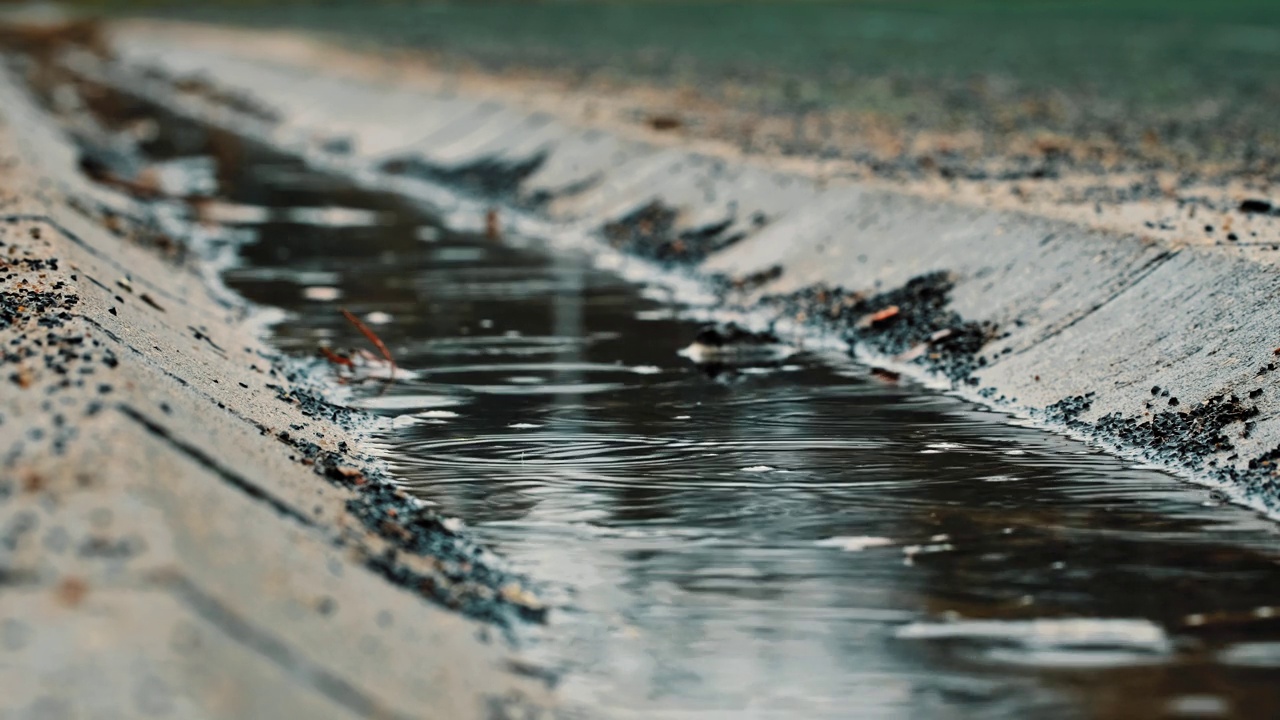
xmin=2 ymin=14 xmax=1280 ymax=719
xmin=89 ymin=21 xmax=1280 ymax=515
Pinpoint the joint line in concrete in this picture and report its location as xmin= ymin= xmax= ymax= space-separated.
xmin=114 ymin=402 xmax=317 ymax=530
xmin=153 ymin=571 xmax=409 ymax=720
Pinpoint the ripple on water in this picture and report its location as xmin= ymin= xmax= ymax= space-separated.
xmin=399 ymin=334 xmax=598 ymax=358
xmin=347 ymin=394 xmax=466 ymax=412
xmin=1216 ymin=642 xmax=1280 ymax=668
xmin=392 ymin=433 xmax=893 ymax=490
xmin=390 ymin=361 xmax=664 ymax=396
xmin=895 ymin=618 xmax=1174 ymax=668
xmin=411 ymin=267 xmax=607 ymax=299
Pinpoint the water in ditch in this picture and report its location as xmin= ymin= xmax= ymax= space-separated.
xmin=142 ymin=124 xmax=1280 ymax=719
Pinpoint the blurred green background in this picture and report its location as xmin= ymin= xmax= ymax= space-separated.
xmin=58 ymin=1 xmax=1280 ymax=171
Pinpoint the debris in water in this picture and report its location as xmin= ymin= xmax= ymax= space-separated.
xmin=342 ymin=308 xmax=397 ymax=381
xmin=1165 ymin=695 xmax=1231 ymax=718
xmin=318 ymin=346 xmax=355 ymax=369
xmin=486 ymin=208 xmax=502 ymax=240
xmin=679 ymin=323 xmax=795 ymax=365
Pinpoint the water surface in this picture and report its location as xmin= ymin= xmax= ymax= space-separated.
xmin=203 ymin=139 xmax=1280 ymax=719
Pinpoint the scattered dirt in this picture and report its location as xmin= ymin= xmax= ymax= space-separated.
xmin=1106 ymin=392 xmax=1258 ymax=460
xmin=768 ymin=271 xmax=998 ymax=383
xmin=1042 ymin=389 xmax=1280 ymax=506
xmin=0 ymin=216 xmax=123 ymax=461
xmin=0 ymin=19 xmax=110 ymax=63
xmin=602 ymin=200 xmax=744 ymax=265
xmin=0 ymin=28 xmax=547 ymax=626
xmin=647 ymin=115 xmax=681 ymax=132
xmin=265 ymin=380 xmax=545 ymax=624
xmin=380 ymin=153 xmax=546 ymax=204
xmin=709 ymin=263 xmax=783 ymax=296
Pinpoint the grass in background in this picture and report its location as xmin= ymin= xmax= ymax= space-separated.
xmin=79 ymin=1 xmax=1280 ymax=172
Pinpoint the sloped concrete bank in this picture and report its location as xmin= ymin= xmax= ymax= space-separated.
xmin=0 ymin=33 xmax=556 ymax=720
xmin=83 ymin=21 xmax=1280 ymax=520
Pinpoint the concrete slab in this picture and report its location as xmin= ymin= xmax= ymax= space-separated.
xmin=0 ymin=44 xmax=557 ymax=720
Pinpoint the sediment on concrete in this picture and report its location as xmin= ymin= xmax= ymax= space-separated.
xmin=81 ymin=21 xmax=1280 ymax=519
xmin=0 ymin=33 xmax=555 ymax=720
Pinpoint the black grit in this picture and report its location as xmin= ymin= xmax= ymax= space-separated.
xmin=0 ymin=58 xmax=546 ymax=625
xmin=380 ymin=152 xmax=547 ymax=204
xmin=1042 ymin=390 xmax=1280 ymax=503
xmin=266 ymin=379 xmax=545 ymax=625
xmin=602 ymin=200 xmax=745 ymax=265
xmin=766 ymin=270 xmax=998 ymax=383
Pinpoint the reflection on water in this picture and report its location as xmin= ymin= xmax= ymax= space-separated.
xmin=206 ymin=140 xmax=1280 ymax=719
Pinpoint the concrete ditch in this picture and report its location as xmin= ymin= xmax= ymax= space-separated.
xmin=3 ymin=13 xmax=1280 ymax=718
xmin=0 ymin=21 xmax=555 ymax=720
xmin=80 ymin=21 xmax=1280 ymax=519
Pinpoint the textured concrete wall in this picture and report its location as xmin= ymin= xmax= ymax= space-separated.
xmin=0 ymin=56 xmax=553 ymax=720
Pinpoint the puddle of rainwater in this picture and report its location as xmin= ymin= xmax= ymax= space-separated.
xmin=116 ymin=104 xmax=1280 ymax=719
